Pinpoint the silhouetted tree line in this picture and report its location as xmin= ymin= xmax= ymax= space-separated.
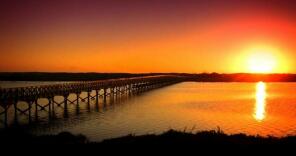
xmin=0 ymin=72 xmax=296 ymax=82
xmin=187 ymin=73 xmax=296 ymax=82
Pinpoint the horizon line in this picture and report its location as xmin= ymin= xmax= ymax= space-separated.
xmin=0 ymin=72 xmax=296 ymax=75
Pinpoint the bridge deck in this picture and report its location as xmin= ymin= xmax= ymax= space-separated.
xmin=0 ymin=75 xmax=184 ymax=106
xmin=0 ymin=75 xmax=185 ymax=127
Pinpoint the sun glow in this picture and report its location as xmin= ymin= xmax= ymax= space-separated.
xmin=232 ymin=43 xmax=290 ymax=73
xmin=247 ymin=52 xmax=277 ymax=73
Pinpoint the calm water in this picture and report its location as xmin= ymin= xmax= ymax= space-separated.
xmin=2 ymin=81 xmax=296 ymax=141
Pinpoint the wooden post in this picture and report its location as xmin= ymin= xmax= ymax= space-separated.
xmin=76 ymin=93 xmax=80 ymax=114
xmin=48 ymin=98 xmax=51 ymax=120
xmin=111 ymin=87 xmax=115 ymax=103
xmin=87 ymin=92 xmax=90 ymax=104
xmin=104 ymin=88 xmax=107 ymax=102
xmin=110 ymin=88 xmax=114 ymax=104
xmin=87 ymin=91 xmax=91 ymax=111
xmin=28 ymin=101 xmax=32 ymax=123
xmin=64 ymin=95 xmax=68 ymax=118
xmin=76 ymin=93 xmax=80 ymax=105
xmin=51 ymin=97 xmax=55 ymax=117
xmin=35 ymin=100 xmax=38 ymax=122
xmin=95 ymin=90 xmax=99 ymax=105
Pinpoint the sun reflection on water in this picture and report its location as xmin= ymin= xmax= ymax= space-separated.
xmin=254 ymin=81 xmax=267 ymax=121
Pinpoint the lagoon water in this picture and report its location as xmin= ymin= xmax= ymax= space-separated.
xmin=2 ymin=81 xmax=296 ymax=141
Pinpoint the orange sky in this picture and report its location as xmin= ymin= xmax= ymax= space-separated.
xmin=0 ymin=0 xmax=295 ymax=73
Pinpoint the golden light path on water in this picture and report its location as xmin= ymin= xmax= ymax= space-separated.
xmin=254 ymin=81 xmax=267 ymax=121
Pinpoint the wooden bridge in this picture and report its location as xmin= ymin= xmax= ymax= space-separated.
xmin=0 ymin=75 xmax=185 ymax=128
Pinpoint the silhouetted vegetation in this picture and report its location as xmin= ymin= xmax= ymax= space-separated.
xmin=1 ymin=72 xmax=296 ymax=82
xmin=100 ymin=129 xmax=296 ymax=149
xmin=188 ymin=73 xmax=296 ymax=82
xmin=2 ymin=128 xmax=296 ymax=150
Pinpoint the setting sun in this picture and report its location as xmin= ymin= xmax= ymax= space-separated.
xmin=247 ymin=52 xmax=277 ymax=73
xmin=232 ymin=43 xmax=290 ymax=74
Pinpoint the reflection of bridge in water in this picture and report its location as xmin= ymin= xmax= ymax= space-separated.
xmin=0 ymin=75 xmax=185 ymax=128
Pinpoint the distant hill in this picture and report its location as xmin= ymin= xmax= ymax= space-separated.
xmin=187 ymin=73 xmax=296 ymax=82
xmin=0 ymin=72 xmax=296 ymax=82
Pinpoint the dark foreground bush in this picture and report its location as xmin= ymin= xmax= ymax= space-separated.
xmin=101 ymin=129 xmax=296 ymax=147
xmin=1 ymin=128 xmax=296 ymax=152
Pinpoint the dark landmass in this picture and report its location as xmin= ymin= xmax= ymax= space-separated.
xmin=188 ymin=73 xmax=296 ymax=82
xmin=100 ymin=129 xmax=296 ymax=149
xmin=2 ymin=128 xmax=296 ymax=152
xmin=1 ymin=72 xmax=296 ymax=82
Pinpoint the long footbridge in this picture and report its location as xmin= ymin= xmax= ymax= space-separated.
xmin=0 ymin=75 xmax=185 ymax=128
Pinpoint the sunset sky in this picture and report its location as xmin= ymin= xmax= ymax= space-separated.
xmin=0 ymin=0 xmax=295 ymax=73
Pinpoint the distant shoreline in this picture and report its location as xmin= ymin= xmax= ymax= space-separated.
xmin=1 ymin=72 xmax=296 ymax=82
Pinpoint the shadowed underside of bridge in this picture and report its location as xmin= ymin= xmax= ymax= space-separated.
xmin=0 ymin=75 xmax=185 ymax=128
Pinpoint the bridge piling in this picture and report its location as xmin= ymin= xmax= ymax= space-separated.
xmin=103 ymin=88 xmax=107 ymax=105
xmin=48 ymin=98 xmax=52 ymax=119
xmin=35 ymin=100 xmax=38 ymax=121
xmin=63 ymin=95 xmax=69 ymax=118
xmin=51 ymin=97 xmax=55 ymax=118
xmin=87 ymin=92 xmax=91 ymax=110
xmin=28 ymin=101 xmax=32 ymax=123
xmin=95 ymin=90 xmax=99 ymax=104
